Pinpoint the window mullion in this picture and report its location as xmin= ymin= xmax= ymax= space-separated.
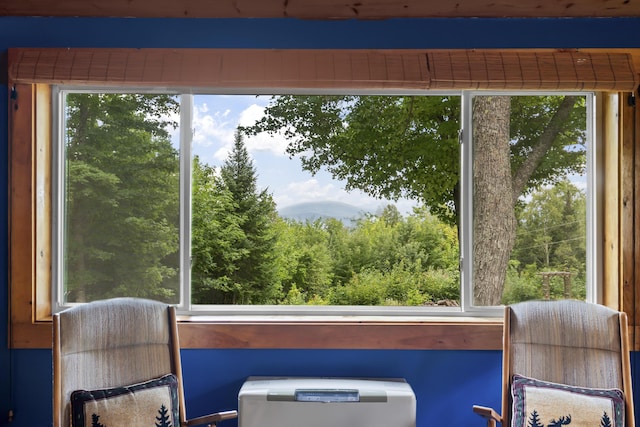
xmin=180 ymin=94 xmax=194 ymax=311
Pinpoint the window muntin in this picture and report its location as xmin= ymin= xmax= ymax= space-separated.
xmin=52 ymin=89 xmax=597 ymax=315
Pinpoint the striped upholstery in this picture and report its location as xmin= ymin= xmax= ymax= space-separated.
xmin=509 ymin=300 xmax=623 ymax=390
xmin=54 ymin=298 xmax=175 ymax=427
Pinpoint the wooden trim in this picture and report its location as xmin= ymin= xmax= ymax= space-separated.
xmin=34 ymin=84 xmax=52 ymax=321
xmin=500 ymin=307 xmax=511 ymax=427
xmin=620 ymin=312 xmax=636 ymax=427
xmin=10 ymin=319 xmax=505 ymax=350
xmin=169 ymin=307 xmax=188 ymax=427
xmin=426 ymin=51 xmax=637 ymax=91
xmin=602 ymin=93 xmax=620 ymax=309
xmin=621 ymin=92 xmax=637 ymax=339
xmin=8 ymin=48 xmax=640 ymax=91
xmin=8 ymin=83 xmax=36 ymax=346
xmin=177 ymin=320 xmax=503 ymax=350
xmin=8 ymin=48 xmax=431 ymax=90
xmin=52 ymin=314 xmax=62 ymax=427
xmin=1 ymin=0 xmax=640 ymax=19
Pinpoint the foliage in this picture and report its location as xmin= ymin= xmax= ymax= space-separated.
xmin=63 ymin=93 xmax=587 ymax=308
xmin=192 ymin=129 xmax=280 ymax=304
xmin=242 ymin=94 xmax=587 ymax=305
xmin=64 ymin=93 xmax=180 ymax=302
xmin=242 ymin=95 xmax=461 ymax=224
xmin=513 ymin=179 xmax=586 ymax=271
xmin=191 ymin=156 xmax=246 ymax=303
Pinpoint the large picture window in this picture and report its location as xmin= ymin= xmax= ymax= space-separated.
xmin=52 ymin=89 xmax=594 ymax=315
xmin=8 ymin=48 xmax=635 ymax=349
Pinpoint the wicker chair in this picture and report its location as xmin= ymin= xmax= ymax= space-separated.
xmin=473 ymin=299 xmax=635 ymax=427
xmin=53 ymin=298 xmax=238 ymax=427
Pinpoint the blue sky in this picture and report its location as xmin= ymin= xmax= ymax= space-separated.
xmin=190 ymin=94 xmax=418 ymax=215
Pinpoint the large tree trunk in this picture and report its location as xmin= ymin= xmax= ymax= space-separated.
xmin=472 ymin=96 xmax=517 ymax=306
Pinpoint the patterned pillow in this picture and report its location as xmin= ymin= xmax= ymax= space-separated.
xmin=70 ymin=374 xmax=179 ymax=427
xmin=511 ymin=374 xmax=625 ymax=427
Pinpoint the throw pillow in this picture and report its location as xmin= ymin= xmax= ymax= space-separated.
xmin=511 ymin=374 xmax=624 ymax=427
xmin=70 ymin=373 xmax=179 ymax=427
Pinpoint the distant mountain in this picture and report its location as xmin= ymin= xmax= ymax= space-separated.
xmin=278 ymin=201 xmax=369 ymax=225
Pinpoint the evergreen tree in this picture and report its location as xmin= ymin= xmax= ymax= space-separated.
xmin=155 ymin=404 xmax=173 ymax=427
xmin=64 ymin=93 xmax=181 ymax=303
xmin=600 ymin=411 xmax=612 ymax=427
xmin=191 ymin=156 xmax=245 ymax=303
xmin=218 ymin=128 xmax=279 ymax=303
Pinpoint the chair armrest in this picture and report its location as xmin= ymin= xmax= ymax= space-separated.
xmin=472 ymin=405 xmax=502 ymax=427
xmin=186 ymin=410 xmax=238 ymax=427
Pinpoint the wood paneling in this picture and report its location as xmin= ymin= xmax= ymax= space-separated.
xmin=1 ymin=0 xmax=639 ymax=18
xmin=8 ymin=83 xmax=35 ymax=344
xmin=10 ymin=319 xmax=504 ymax=349
xmin=178 ymin=321 xmax=504 ymax=349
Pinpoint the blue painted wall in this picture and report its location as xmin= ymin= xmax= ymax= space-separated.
xmin=1 ymin=16 xmax=639 ymax=427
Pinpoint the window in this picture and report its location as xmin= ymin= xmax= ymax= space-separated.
xmin=51 ymin=88 xmax=595 ymax=316
xmin=8 ymin=48 xmax=636 ymax=349
xmin=463 ymin=93 xmax=594 ymax=311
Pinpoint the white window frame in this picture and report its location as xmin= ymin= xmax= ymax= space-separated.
xmin=460 ymin=91 xmax=598 ymax=316
xmin=51 ymin=88 xmax=600 ymax=318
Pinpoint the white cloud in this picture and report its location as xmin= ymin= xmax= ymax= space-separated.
xmin=192 ymin=101 xmax=289 ymax=162
xmin=192 ymin=103 xmax=235 ymax=162
xmin=189 ymin=95 xmax=418 ymax=216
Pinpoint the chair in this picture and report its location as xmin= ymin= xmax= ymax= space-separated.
xmin=473 ymin=299 xmax=635 ymax=427
xmin=53 ymin=297 xmax=238 ymax=427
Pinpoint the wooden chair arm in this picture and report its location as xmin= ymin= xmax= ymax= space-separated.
xmin=186 ymin=410 xmax=238 ymax=427
xmin=473 ymin=405 xmax=502 ymax=427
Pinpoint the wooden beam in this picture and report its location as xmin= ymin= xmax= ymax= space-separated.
xmin=1 ymin=0 xmax=640 ymax=19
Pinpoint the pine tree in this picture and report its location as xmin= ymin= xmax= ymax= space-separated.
xmin=64 ymin=93 xmax=181 ymax=303
xmin=191 ymin=156 xmax=245 ymax=304
xmin=218 ymin=128 xmax=279 ymax=303
xmin=600 ymin=411 xmax=612 ymax=427
xmin=155 ymin=404 xmax=173 ymax=427
xmin=527 ymin=410 xmax=544 ymax=427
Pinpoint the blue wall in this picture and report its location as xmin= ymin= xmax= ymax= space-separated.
xmin=1 ymin=16 xmax=640 ymax=427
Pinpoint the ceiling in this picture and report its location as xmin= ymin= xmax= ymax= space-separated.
xmin=1 ymin=0 xmax=639 ymax=19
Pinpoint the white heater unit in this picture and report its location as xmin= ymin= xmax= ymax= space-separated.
xmin=238 ymin=377 xmax=416 ymax=427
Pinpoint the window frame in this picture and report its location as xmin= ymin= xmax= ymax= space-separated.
xmin=460 ymin=91 xmax=598 ymax=313
xmin=8 ymin=48 xmax=637 ymax=350
xmin=50 ymin=88 xmax=597 ymax=317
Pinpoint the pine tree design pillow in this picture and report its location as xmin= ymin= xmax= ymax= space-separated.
xmin=71 ymin=373 xmax=179 ymax=427
xmin=511 ymin=374 xmax=624 ymax=427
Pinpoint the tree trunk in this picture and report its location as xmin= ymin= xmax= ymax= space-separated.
xmin=472 ymin=96 xmax=517 ymax=306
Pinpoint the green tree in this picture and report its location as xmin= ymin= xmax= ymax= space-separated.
xmin=272 ymin=218 xmax=334 ymax=301
xmin=514 ymin=179 xmax=585 ymax=271
xmin=218 ymin=129 xmax=279 ymax=303
xmin=64 ymin=93 xmax=181 ymax=302
xmin=191 ymin=156 xmax=246 ymax=303
xmin=600 ymin=411 xmax=612 ymax=427
xmin=243 ymin=94 xmax=585 ymax=305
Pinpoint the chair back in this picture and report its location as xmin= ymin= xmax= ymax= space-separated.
xmin=53 ymin=298 xmax=184 ymax=427
xmin=502 ymin=300 xmax=634 ymax=427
